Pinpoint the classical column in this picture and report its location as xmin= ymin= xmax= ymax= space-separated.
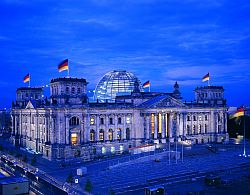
xmin=154 ymin=113 xmax=158 ymax=139
xmin=123 ymin=115 xmax=126 ymax=140
xmin=162 ymin=113 xmax=166 ymax=139
xmin=84 ymin=114 xmax=88 ymax=143
xmin=179 ymin=113 xmax=184 ymax=137
xmin=224 ymin=112 xmax=227 ymax=133
xmin=169 ymin=113 xmax=173 ymax=138
xmin=105 ymin=115 xmax=109 ymax=141
xmin=96 ymin=115 xmax=100 ymax=141
xmin=65 ymin=115 xmax=70 ymax=144
xmin=114 ymin=114 xmax=118 ymax=141
xmin=183 ymin=113 xmax=187 ymax=137
xmin=145 ymin=114 xmax=150 ymax=139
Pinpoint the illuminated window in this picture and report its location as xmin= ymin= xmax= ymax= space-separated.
xmin=90 ymin=117 xmax=95 ymax=125
xmin=99 ymin=129 xmax=104 ymax=141
xmin=71 ymin=133 xmax=77 ymax=145
xmin=126 ymin=117 xmax=131 ymax=124
xmin=108 ymin=129 xmax=113 ymax=141
xmin=199 ymin=116 xmax=202 ymax=121
xmin=117 ymin=128 xmax=122 ymax=140
xmin=90 ymin=130 xmax=95 ymax=142
xmin=158 ymin=113 xmax=162 ymax=137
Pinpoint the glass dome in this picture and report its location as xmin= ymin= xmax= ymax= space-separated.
xmin=94 ymin=70 xmax=143 ymax=102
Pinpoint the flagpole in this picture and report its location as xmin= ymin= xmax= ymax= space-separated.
xmin=149 ymin=85 xmax=151 ymax=93
xmin=29 ymin=73 xmax=30 ymax=88
xmin=67 ymin=59 xmax=70 ymax=78
xmin=243 ymin=108 xmax=246 ymax=157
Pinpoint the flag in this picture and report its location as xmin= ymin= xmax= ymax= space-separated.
xmin=143 ymin=80 xmax=150 ymax=88
xmin=23 ymin=73 xmax=30 ymax=83
xmin=230 ymin=107 xmax=244 ymax=119
xmin=202 ymin=73 xmax=210 ymax=82
xmin=58 ymin=59 xmax=69 ymax=72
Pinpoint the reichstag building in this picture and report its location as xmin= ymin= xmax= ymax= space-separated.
xmin=11 ymin=70 xmax=228 ymax=160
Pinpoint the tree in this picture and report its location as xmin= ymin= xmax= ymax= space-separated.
xmin=66 ymin=171 xmax=74 ymax=184
xmin=109 ymin=188 xmax=115 ymax=195
xmin=22 ymin=155 xmax=28 ymax=163
xmin=85 ymin=179 xmax=92 ymax=194
xmin=31 ymin=156 xmax=37 ymax=166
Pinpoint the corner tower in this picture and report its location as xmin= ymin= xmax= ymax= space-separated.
xmin=50 ymin=77 xmax=88 ymax=105
xmin=194 ymin=86 xmax=226 ymax=105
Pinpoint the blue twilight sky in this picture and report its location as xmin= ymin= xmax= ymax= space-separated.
xmin=0 ymin=0 xmax=250 ymax=108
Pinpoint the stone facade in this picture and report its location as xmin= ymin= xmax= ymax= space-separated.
xmin=11 ymin=78 xmax=229 ymax=160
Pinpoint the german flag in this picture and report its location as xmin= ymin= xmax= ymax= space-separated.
xmin=230 ymin=107 xmax=244 ymax=119
xmin=143 ymin=80 xmax=150 ymax=88
xmin=23 ymin=73 xmax=30 ymax=83
xmin=202 ymin=73 xmax=210 ymax=82
xmin=58 ymin=59 xmax=69 ymax=72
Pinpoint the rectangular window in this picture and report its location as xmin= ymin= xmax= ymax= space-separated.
xmin=118 ymin=117 xmax=122 ymax=124
xmin=90 ymin=117 xmax=95 ymax=125
xmin=126 ymin=117 xmax=131 ymax=124
xmin=100 ymin=118 xmax=104 ymax=125
xmin=109 ymin=118 xmax=113 ymax=125
xmin=205 ymin=115 xmax=208 ymax=121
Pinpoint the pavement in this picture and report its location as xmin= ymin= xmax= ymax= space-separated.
xmin=1 ymin=137 xmax=250 ymax=195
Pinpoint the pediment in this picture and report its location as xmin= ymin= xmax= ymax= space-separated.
xmin=25 ymin=101 xmax=35 ymax=109
xmin=139 ymin=95 xmax=186 ymax=108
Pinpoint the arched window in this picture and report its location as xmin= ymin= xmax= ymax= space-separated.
xmin=108 ymin=129 xmax=113 ymax=141
xmin=71 ymin=87 xmax=75 ymax=94
xmin=126 ymin=128 xmax=130 ymax=140
xmin=90 ymin=129 xmax=95 ymax=142
xmin=99 ymin=129 xmax=104 ymax=141
xmin=117 ymin=128 xmax=122 ymax=140
xmin=69 ymin=117 xmax=80 ymax=126
xmin=66 ymin=87 xmax=69 ymax=94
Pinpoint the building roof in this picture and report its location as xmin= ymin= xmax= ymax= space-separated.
xmin=195 ymin=86 xmax=224 ymax=90
xmin=16 ymin=87 xmax=43 ymax=91
xmin=50 ymin=77 xmax=87 ymax=84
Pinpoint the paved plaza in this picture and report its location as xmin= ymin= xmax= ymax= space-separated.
xmin=1 ymin=138 xmax=250 ymax=194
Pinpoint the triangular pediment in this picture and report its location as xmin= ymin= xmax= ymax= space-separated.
xmin=25 ymin=101 xmax=35 ymax=109
xmin=139 ymin=95 xmax=186 ymax=108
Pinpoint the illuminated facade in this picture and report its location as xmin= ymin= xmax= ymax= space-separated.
xmin=11 ymin=74 xmax=229 ymax=160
